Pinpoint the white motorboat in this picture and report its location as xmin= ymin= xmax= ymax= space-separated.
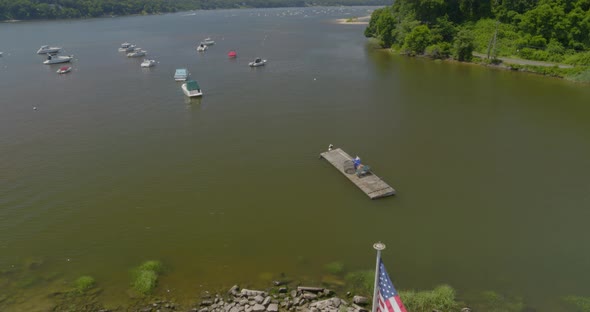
xmin=0 ymin=52 xmax=3 ymax=57
xmin=182 ymin=80 xmax=203 ymax=97
xmin=200 ymin=38 xmax=215 ymax=46
xmin=119 ymin=44 xmax=136 ymax=52
xmin=37 ymin=45 xmax=62 ymax=54
xmin=196 ymin=44 xmax=208 ymax=52
xmin=249 ymin=58 xmax=267 ymax=67
xmin=141 ymin=59 xmax=156 ymax=68
xmin=127 ymin=49 xmax=146 ymax=57
xmin=56 ymin=66 xmax=72 ymax=74
xmin=43 ymin=54 xmax=73 ymax=64
xmin=174 ymin=68 xmax=189 ymax=81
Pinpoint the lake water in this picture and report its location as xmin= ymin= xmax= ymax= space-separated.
xmin=1 ymin=6 xmax=590 ymax=311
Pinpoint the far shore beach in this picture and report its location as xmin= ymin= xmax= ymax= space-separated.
xmin=334 ymin=15 xmax=370 ymax=25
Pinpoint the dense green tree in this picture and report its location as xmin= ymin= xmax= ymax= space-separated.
xmin=403 ymin=24 xmax=433 ymax=54
xmin=366 ymin=0 xmax=590 ymax=61
xmin=453 ymin=29 xmax=475 ymax=61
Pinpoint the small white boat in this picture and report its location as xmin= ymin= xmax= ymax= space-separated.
xmin=196 ymin=44 xmax=208 ymax=52
xmin=0 ymin=52 xmax=3 ymax=57
xmin=119 ymin=43 xmax=136 ymax=52
xmin=141 ymin=59 xmax=156 ymax=68
xmin=43 ymin=54 xmax=73 ymax=64
xmin=174 ymin=68 xmax=189 ymax=81
xmin=127 ymin=49 xmax=146 ymax=57
xmin=200 ymin=38 xmax=215 ymax=46
xmin=37 ymin=45 xmax=62 ymax=54
xmin=249 ymin=58 xmax=267 ymax=67
xmin=182 ymin=80 xmax=203 ymax=97
xmin=56 ymin=66 xmax=72 ymax=74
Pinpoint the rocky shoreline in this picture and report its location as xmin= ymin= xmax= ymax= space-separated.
xmin=89 ymin=284 xmax=377 ymax=312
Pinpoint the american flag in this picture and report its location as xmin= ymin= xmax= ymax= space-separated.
xmin=376 ymin=258 xmax=407 ymax=312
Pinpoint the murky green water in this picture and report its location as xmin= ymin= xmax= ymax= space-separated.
xmin=1 ymin=6 xmax=590 ymax=311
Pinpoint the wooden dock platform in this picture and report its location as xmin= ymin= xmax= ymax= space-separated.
xmin=320 ymin=148 xmax=395 ymax=199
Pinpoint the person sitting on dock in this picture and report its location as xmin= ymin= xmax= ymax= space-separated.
xmin=353 ymin=156 xmax=361 ymax=169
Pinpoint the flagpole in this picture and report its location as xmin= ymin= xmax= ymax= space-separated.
xmin=372 ymin=242 xmax=386 ymax=312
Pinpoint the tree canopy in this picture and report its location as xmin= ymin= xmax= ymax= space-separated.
xmin=365 ymin=0 xmax=590 ymax=63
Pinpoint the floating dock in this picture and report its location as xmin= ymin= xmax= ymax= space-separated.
xmin=320 ymin=148 xmax=395 ymax=199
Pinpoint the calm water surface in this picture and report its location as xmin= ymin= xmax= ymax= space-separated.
xmin=1 ymin=7 xmax=590 ymax=311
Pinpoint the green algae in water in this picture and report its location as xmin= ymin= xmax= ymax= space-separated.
xmin=137 ymin=260 xmax=163 ymax=274
xmin=132 ymin=270 xmax=158 ymax=295
xmin=74 ymin=276 xmax=96 ymax=294
xmin=470 ymin=290 xmax=524 ymax=312
xmin=131 ymin=260 xmax=163 ymax=295
xmin=563 ymin=295 xmax=590 ymax=312
xmin=344 ymin=270 xmax=374 ymax=295
xmin=324 ymin=261 xmax=345 ymax=275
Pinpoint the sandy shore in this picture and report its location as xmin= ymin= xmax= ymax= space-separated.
xmin=334 ymin=15 xmax=370 ymax=25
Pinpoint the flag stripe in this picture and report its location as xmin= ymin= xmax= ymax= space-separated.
xmin=393 ymin=296 xmax=407 ymax=312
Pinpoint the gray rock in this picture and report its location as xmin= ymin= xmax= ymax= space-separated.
xmin=310 ymin=299 xmax=333 ymax=310
xmin=211 ymin=304 xmax=219 ymax=309
xmin=290 ymin=290 xmax=298 ymax=298
xmin=252 ymin=304 xmax=266 ymax=312
xmin=323 ymin=289 xmax=333 ymax=297
xmin=242 ymin=289 xmax=266 ymax=297
xmin=331 ymin=298 xmax=341 ymax=308
xmin=302 ymin=293 xmax=317 ymax=300
xmin=202 ymin=301 xmax=214 ymax=306
xmin=240 ymin=299 xmax=249 ymax=306
xmin=267 ymin=304 xmax=279 ymax=312
xmin=461 ymin=308 xmax=472 ymax=312
xmin=198 ymin=309 xmax=208 ymax=312
xmin=340 ymin=299 xmax=348 ymax=306
xmin=262 ymin=297 xmax=272 ymax=306
xmin=229 ymin=285 xmax=240 ymax=294
xmin=352 ymin=296 xmax=369 ymax=305
xmin=311 ymin=308 xmax=320 ymax=312
xmin=293 ymin=298 xmax=300 ymax=306
xmin=299 ymin=299 xmax=307 ymax=307
xmin=352 ymin=304 xmax=368 ymax=312
xmin=254 ymin=295 xmax=265 ymax=304
xmin=279 ymin=287 xmax=288 ymax=294
xmin=230 ymin=307 xmax=241 ymax=312
xmin=245 ymin=308 xmax=252 ymax=312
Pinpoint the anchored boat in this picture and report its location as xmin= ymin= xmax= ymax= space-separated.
xmin=56 ymin=66 xmax=72 ymax=74
xmin=249 ymin=58 xmax=266 ymax=67
xmin=174 ymin=68 xmax=189 ymax=81
xmin=181 ymin=80 xmax=203 ymax=97
xmin=43 ymin=54 xmax=73 ymax=64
